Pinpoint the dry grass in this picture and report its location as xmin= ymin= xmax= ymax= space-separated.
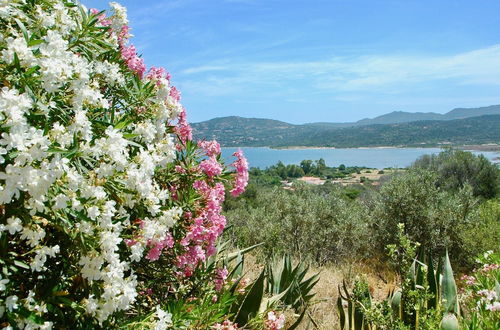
xmin=298 ymin=262 xmax=397 ymax=329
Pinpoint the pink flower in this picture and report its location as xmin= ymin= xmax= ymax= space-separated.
xmin=117 ymin=25 xmax=130 ymax=45
xmin=175 ymin=107 xmax=192 ymax=144
xmin=215 ymin=267 xmax=228 ymax=291
xmin=213 ymin=320 xmax=239 ymax=330
xmin=486 ymin=301 xmax=500 ymax=311
xmin=264 ymin=311 xmax=285 ymax=330
xmin=146 ymin=234 xmax=174 ymax=261
xmin=482 ymin=263 xmax=500 ymax=272
xmin=120 ymin=44 xmax=146 ymax=78
xmin=90 ymin=8 xmax=111 ymax=27
xmin=199 ymin=157 xmax=223 ymax=177
xmin=460 ymin=274 xmax=477 ymax=286
xmin=230 ymin=149 xmax=249 ymax=197
xmin=169 ymin=86 xmax=181 ymax=102
xmin=198 ymin=140 xmax=221 ymax=157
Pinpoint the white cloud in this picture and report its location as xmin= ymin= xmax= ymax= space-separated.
xmin=178 ymin=44 xmax=500 ymax=96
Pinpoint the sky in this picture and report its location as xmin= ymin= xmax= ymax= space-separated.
xmin=84 ymin=0 xmax=500 ymax=124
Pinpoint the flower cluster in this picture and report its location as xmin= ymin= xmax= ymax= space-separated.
xmin=460 ymin=251 xmax=500 ymax=328
xmin=264 ymin=311 xmax=286 ymax=330
xmin=0 ymin=1 xmax=247 ymax=328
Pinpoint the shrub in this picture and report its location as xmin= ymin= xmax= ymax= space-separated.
xmin=413 ymin=149 xmax=499 ymax=199
xmin=0 ymin=1 xmax=249 ymax=328
xmin=371 ymin=169 xmax=480 ymax=265
xmin=225 ymin=184 xmax=372 ymax=265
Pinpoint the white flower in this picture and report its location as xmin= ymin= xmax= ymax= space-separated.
xmin=53 ymin=193 xmax=70 ymax=209
xmin=109 ymin=2 xmax=129 ymax=30
xmin=6 ymin=295 xmax=18 ymax=311
xmin=0 ymin=273 xmax=9 ymax=291
xmin=3 ymin=217 xmax=22 ymax=235
xmin=87 ymin=206 xmax=101 ymax=220
xmin=1 ymin=37 xmax=36 ymax=67
xmin=30 ymin=245 xmax=60 ymax=272
xmin=486 ymin=301 xmax=500 ymax=311
xmin=154 ymin=305 xmax=172 ymax=330
xmin=20 ymin=226 xmax=46 ymax=247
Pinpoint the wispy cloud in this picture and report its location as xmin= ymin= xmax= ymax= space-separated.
xmin=177 ymin=44 xmax=500 ymax=97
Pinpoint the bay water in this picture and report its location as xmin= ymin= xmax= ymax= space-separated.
xmin=221 ymin=147 xmax=500 ymax=169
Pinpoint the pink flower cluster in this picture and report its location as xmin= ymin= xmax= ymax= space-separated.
xmin=215 ymin=267 xmax=228 ymax=291
xmin=230 ymin=150 xmax=249 ymax=197
xmin=146 ymin=66 xmax=170 ymax=86
xmin=198 ymin=140 xmax=221 ymax=157
xmin=460 ymin=274 xmax=477 ymax=286
xmin=175 ymin=107 xmax=193 ymax=145
xmin=177 ymin=181 xmax=226 ymax=276
xmin=169 ymin=86 xmax=181 ymax=103
xmin=90 ymin=8 xmax=111 ymax=26
xmin=146 ymin=233 xmax=174 ymax=261
xmin=481 ymin=263 xmax=499 ymax=272
xmin=264 ymin=311 xmax=285 ymax=330
xmin=199 ymin=157 xmax=223 ymax=177
xmin=120 ymin=44 xmax=146 ymax=78
xmin=213 ymin=320 xmax=239 ymax=329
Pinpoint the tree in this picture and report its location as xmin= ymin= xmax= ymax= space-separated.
xmin=413 ymin=149 xmax=499 ymax=199
xmin=300 ymin=159 xmax=314 ymax=175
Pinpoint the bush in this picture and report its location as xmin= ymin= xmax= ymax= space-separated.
xmin=0 ymin=2 xmax=249 ymax=328
xmin=371 ymin=169 xmax=480 ymax=266
xmin=413 ymin=149 xmax=499 ymax=199
xmin=225 ymin=184 xmax=372 ymax=265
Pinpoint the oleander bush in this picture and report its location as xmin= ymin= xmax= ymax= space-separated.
xmin=0 ymin=1 xmax=255 ymax=328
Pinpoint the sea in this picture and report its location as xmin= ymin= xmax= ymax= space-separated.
xmin=220 ymin=147 xmax=500 ymax=169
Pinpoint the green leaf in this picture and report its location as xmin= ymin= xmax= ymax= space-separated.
xmin=440 ymin=313 xmax=459 ymax=330
xmin=441 ymin=250 xmax=458 ymax=314
xmin=226 ymin=243 xmax=262 ymax=262
xmin=14 ymin=260 xmax=30 ymax=269
xmin=234 ymin=269 xmax=265 ymax=326
xmin=288 ymin=308 xmax=307 ymax=330
xmin=337 ymin=296 xmax=346 ymax=329
xmin=14 ymin=18 xmax=29 ymax=42
xmin=427 ymin=253 xmax=438 ymax=309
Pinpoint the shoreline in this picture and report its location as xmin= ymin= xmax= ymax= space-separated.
xmin=222 ymin=144 xmax=500 ymax=152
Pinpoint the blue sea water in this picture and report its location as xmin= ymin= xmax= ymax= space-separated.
xmin=220 ymin=147 xmax=500 ymax=169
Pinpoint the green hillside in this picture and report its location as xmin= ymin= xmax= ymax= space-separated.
xmin=192 ymin=114 xmax=500 ymax=147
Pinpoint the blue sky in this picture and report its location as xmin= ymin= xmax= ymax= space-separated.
xmin=85 ymin=0 xmax=500 ymax=124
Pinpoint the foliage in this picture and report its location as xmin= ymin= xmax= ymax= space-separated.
xmin=225 ymin=183 xmax=372 ymax=265
xmin=459 ymin=251 xmax=500 ymax=329
xmin=371 ymin=168 xmax=483 ymax=265
xmin=244 ymin=159 xmax=369 ymax=182
xmin=266 ymin=255 xmax=320 ymax=312
xmin=413 ymin=148 xmax=499 ymax=199
xmin=0 ymin=1 xmax=251 ymax=328
xmin=338 ymin=227 xmax=460 ymax=330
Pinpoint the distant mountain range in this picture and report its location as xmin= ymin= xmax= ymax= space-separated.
xmin=191 ymin=105 xmax=500 ymax=148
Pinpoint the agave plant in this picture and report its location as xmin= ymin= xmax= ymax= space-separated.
xmin=337 ymin=250 xmax=460 ymax=330
xmin=228 ymin=254 xmax=319 ymax=328
xmin=266 ymin=255 xmax=320 ymax=311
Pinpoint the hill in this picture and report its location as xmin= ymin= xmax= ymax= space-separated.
xmin=192 ymin=114 xmax=500 ymax=148
xmin=353 ymin=105 xmax=500 ymax=125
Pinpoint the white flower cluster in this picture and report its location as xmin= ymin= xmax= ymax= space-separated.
xmin=154 ymin=305 xmax=173 ymax=330
xmin=0 ymin=0 xmax=184 ymax=326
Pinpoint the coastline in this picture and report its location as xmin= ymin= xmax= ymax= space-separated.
xmin=220 ymin=144 xmax=500 ymax=152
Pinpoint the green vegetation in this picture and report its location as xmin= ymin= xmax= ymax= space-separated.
xmin=245 ymin=159 xmax=368 ymax=183
xmin=413 ymin=148 xmax=499 ymax=198
xmin=225 ymin=149 xmax=500 ymax=269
